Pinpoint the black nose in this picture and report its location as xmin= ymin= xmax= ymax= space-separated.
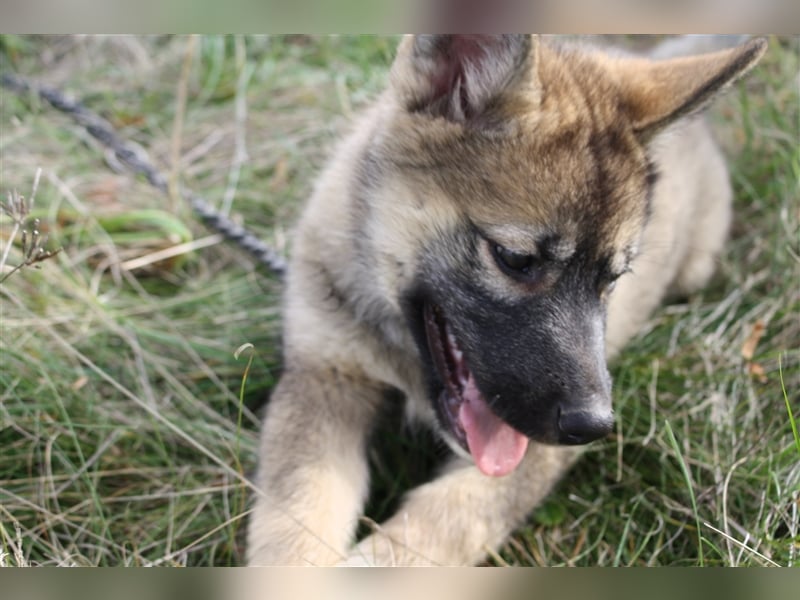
xmin=558 ymin=407 xmax=614 ymax=445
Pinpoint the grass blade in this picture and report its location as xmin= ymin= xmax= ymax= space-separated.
xmin=780 ymin=354 xmax=800 ymax=456
xmin=664 ymin=419 xmax=704 ymax=566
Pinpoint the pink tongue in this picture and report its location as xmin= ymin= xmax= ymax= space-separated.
xmin=458 ymin=374 xmax=529 ymax=477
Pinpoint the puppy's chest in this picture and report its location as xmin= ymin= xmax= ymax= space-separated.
xmin=366 ymin=324 xmax=433 ymax=423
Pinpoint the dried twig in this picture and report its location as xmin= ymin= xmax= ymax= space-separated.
xmin=0 ymin=170 xmax=62 ymax=284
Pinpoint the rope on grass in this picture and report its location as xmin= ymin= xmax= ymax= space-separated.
xmin=1 ymin=72 xmax=288 ymax=277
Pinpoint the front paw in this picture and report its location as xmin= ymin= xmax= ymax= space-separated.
xmin=338 ymin=535 xmax=392 ymax=566
xmin=340 ymin=532 xmax=438 ymax=567
xmin=337 ymin=553 xmax=378 ymax=567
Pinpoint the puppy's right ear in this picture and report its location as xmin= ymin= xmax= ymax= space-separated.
xmin=390 ymin=34 xmax=540 ymax=123
xmin=612 ymin=37 xmax=768 ymax=140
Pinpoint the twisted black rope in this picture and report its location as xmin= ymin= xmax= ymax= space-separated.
xmin=1 ymin=72 xmax=287 ymax=277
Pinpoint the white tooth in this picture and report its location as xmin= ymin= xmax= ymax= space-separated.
xmin=447 ymin=331 xmax=457 ymax=347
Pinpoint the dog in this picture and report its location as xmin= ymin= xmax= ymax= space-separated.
xmin=245 ymin=34 xmax=767 ymax=566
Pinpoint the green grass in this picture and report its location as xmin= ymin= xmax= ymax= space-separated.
xmin=1 ymin=35 xmax=798 ymax=566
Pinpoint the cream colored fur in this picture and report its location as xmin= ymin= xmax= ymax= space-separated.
xmin=246 ymin=35 xmax=765 ymax=566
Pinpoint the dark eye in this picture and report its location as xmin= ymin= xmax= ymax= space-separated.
xmin=491 ymin=242 xmax=539 ymax=276
xmin=600 ymin=267 xmax=630 ymax=297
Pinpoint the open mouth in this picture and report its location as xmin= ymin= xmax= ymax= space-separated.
xmin=423 ymin=302 xmax=529 ymax=477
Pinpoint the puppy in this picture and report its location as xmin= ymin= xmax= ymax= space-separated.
xmin=246 ymin=34 xmax=766 ymax=565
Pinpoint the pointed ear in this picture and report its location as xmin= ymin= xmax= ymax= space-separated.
xmin=613 ymin=37 xmax=767 ymax=139
xmin=390 ymin=34 xmax=539 ymax=123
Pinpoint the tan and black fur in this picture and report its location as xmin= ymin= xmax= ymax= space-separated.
xmin=246 ymin=35 xmax=766 ymax=566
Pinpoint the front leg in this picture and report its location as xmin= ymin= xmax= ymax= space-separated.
xmin=347 ymin=443 xmax=582 ymax=566
xmin=246 ymin=365 xmax=382 ymax=565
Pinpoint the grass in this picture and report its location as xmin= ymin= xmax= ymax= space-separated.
xmin=0 ymin=35 xmax=798 ymax=567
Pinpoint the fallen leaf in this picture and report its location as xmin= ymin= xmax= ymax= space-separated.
xmin=71 ymin=376 xmax=89 ymax=391
xmin=270 ymin=157 xmax=289 ymax=191
xmin=747 ymin=362 xmax=768 ymax=383
xmin=84 ymin=176 xmax=128 ymax=207
xmin=741 ymin=320 xmax=766 ymax=361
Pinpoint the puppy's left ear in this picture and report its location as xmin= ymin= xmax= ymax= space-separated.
xmin=614 ymin=37 xmax=768 ymax=140
xmin=390 ymin=34 xmax=540 ymax=123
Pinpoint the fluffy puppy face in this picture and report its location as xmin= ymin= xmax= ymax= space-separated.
xmin=358 ymin=35 xmax=766 ymax=475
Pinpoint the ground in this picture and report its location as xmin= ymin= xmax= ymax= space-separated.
xmin=0 ymin=35 xmax=798 ymax=566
